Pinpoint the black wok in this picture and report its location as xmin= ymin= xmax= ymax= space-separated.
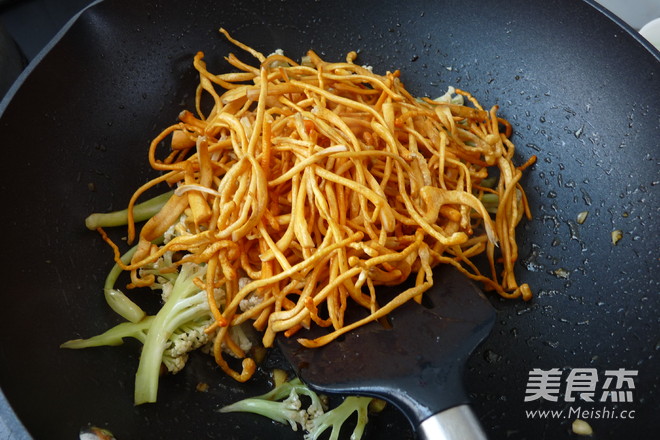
xmin=0 ymin=0 xmax=658 ymax=438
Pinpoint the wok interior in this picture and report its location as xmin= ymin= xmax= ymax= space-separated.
xmin=0 ymin=0 xmax=657 ymax=438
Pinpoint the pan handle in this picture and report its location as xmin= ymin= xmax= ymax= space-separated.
xmin=417 ymin=405 xmax=488 ymax=440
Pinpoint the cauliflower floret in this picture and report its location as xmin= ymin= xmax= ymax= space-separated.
xmin=238 ymin=276 xmax=263 ymax=313
xmin=162 ymin=353 xmax=188 ymax=374
xmin=304 ymin=396 xmax=372 ymax=440
xmin=63 ymin=262 xmax=220 ymax=405
xmin=268 ymin=48 xmax=285 ymax=57
xmin=239 ymin=293 xmax=263 ymax=312
xmin=238 ymin=276 xmax=252 ymax=290
xmin=164 ymin=214 xmax=189 ymax=243
xmin=160 ymin=281 xmax=174 ymax=302
xmin=220 ymin=378 xmax=322 ymax=431
xmin=166 ymin=324 xmax=210 ymax=358
xmin=220 ymin=378 xmax=372 ymax=440
xmin=434 ymin=86 xmax=464 ymax=105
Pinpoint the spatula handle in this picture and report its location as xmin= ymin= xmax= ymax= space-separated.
xmin=417 ymin=405 xmax=488 ymax=440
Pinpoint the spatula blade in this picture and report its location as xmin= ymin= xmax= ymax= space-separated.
xmin=277 ymin=265 xmax=496 ymax=427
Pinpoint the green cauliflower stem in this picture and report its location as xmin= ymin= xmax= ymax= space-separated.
xmin=221 ymin=393 xmax=306 ymax=430
xmin=305 ymin=396 xmax=372 ymax=440
xmin=60 ymin=316 xmax=155 ymax=348
xmin=103 ymin=244 xmax=146 ymax=323
xmin=84 ymin=190 xmax=174 ymax=230
xmin=220 ymin=378 xmax=324 ymax=430
xmin=62 ymin=261 xmax=220 ymax=406
xmin=133 ymin=262 xmax=213 ymax=405
xmin=101 ymin=235 xmax=166 ymax=323
xmin=220 ymin=378 xmax=373 ymax=440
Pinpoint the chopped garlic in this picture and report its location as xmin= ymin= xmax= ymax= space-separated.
xmin=572 ymin=418 xmax=593 ymax=436
xmin=272 ymin=369 xmax=289 ymax=388
xmin=577 ymin=211 xmax=589 ymax=224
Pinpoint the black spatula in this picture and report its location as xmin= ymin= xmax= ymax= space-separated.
xmin=277 ymin=265 xmax=496 ymax=440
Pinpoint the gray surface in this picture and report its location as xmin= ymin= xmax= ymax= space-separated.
xmin=0 ymin=0 xmax=93 ymax=102
xmin=0 ymin=0 xmax=93 ymax=60
xmin=0 ymin=392 xmax=29 ymax=440
xmin=0 ymin=23 xmax=24 ymax=97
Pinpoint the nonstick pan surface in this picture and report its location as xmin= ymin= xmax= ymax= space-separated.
xmin=0 ymin=0 xmax=658 ymax=438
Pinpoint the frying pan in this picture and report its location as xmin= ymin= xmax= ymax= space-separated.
xmin=0 ymin=0 xmax=658 ymax=439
